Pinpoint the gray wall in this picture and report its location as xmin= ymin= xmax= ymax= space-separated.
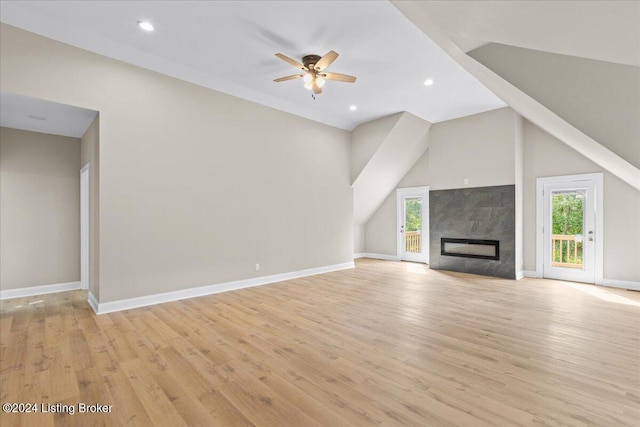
xmin=430 ymin=185 xmax=516 ymax=279
xmin=0 ymin=127 xmax=81 ymax=289
xmin=1 ymin=23 xmax=353 ymax=303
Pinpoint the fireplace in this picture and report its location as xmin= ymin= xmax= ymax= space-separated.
xmin=441 ymin=238 xmax=499 ymax=260
xmin=430 ymin=185 xmax=515 ymax=279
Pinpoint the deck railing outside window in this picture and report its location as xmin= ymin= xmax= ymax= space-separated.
xmin=405 ymin=231 xmax=421 ymax=253
xmin=552 ymin=234 xmax=583 ymax=269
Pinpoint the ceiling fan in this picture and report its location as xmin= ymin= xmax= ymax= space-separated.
xmin=273 ymin=50 xmax=357 ymax=95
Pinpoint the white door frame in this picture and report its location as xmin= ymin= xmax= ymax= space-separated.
xmin=535 ymin=173 xmax=603 ymax=284
xmin=80 ymin=164 xmax=90 ymax=290
xmin=396 ymin=186 xmax=429 ymax=263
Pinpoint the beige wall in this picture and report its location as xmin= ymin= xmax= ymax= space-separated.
xmin=428 ymin=107 xmax=516 ymax=190
xmin=0 ymin=127 xmax=81 ymax=289
xmin=1 ymin=24 xmax=353 ymax=303
xmin=364 ymin=108 xmax=517 ymax=255
xmin=523 ymin=121 xmax=640 ymax=281
xmin=80 ymin=116 xmax=100 ymax=299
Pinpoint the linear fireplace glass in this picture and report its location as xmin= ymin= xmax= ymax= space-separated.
xmin=441 ymin=238 xmax=499 ymax=260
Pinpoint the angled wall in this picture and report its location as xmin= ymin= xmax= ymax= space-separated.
xmin=352 ymin=112 xmax=432 ymax=226
xmin=351 ymin=113 xmax=402 ymax=184
xmin=469 ymin=43 xmax=640 ymax=169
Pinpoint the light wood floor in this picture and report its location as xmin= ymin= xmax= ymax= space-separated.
xmin=1 ymin=259 xmax=639 ymax=426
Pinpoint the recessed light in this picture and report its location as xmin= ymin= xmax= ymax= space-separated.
xmin=137 ymin=21 xmax=154 ymax=32
xmin=27 ymin=114 xmax=47 ymax=121
xmin=423 ymin=79 xmax=434 ymax=86
xmin=349 ymin=105 xmax=357 ymax=111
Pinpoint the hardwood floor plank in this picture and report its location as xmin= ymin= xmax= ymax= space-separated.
xmin=119 ymin=359 xmax=189 ymax=427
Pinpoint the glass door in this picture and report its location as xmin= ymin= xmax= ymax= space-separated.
xmin=543 ymin=180 xmax=596 ymax=283
xmin=397 ymin=187 xmax=429 ymax=263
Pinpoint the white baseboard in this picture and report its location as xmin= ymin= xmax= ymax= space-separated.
xmin=87 ymin=292 xmax=99 ymax=313
xmin=516 ymin=271 xmax=524 ymax=280
xmin=523 ymin=270 xmax=541 ymax=278
xmin=355 ymin=253 xmax=400 ymax=261
xmin=93 ymin=261 xmax=355 ymax=315
xmin=0 ymin=281 xmax=81 ymax=300
xmin=601 ymin=279 xmax=640 ymax=291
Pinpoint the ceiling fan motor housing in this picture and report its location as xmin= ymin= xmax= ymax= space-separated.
xmin=302 ymin=54 xmax=322 ymax=69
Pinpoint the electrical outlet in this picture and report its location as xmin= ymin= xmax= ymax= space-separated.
xmin=255 ymin=263 xmax=260 ymax=271
xmin=464 ymin=177 xmax=469 ymax=185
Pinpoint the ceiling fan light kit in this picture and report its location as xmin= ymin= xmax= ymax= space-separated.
xmin=274 ymin=50 xmax=357 ymax=96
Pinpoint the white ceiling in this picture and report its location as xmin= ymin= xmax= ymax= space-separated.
xmin=0 ymin=92 xmax=98 ymax=138
xmin=0 ymin=0 xmax=506 ymax=131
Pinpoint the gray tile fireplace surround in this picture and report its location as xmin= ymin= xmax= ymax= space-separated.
xmin=429 ymin=185 xmax=515 ymax=279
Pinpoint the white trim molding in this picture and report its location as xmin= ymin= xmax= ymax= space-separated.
xmin=355 ymin=253 xmax=401 ymax=261
xmin=0 ymin=281 xmax=81 ymax=300
xmin=600 ymin=279 xmax=640 ymax=292
xmin=523 ymin=270 xmax=542 ymax=278
xmin=87 ymin=292 xmax=99 ymax=313
xmin=91 ymin=262 xmax=355 ymax=315
xmin=516 ymin=271 xmax=524 ymax=280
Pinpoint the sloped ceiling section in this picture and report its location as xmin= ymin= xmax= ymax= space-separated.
xmin=353 ymin=112 xmax=432 ymax=225
xmin=392 ymin=1 xmax=640 ymax=191
xmin=468 ymin=43 xmax=640 ymax=170
xmin=404 ymin=0 xmax=640 ymax=66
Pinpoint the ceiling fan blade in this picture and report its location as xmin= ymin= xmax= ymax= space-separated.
xmin=312 ymin=81 xmax=323 ymax=94
xmin=273 ymin=74 xmax=304 ymax=82
xmin=321 ymin=72 xmax=357 ymax=83
xmin=314 ymin=50 xmax=338 ymax=71
xmin=275 ymin=53 xmax=307 ymax=71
